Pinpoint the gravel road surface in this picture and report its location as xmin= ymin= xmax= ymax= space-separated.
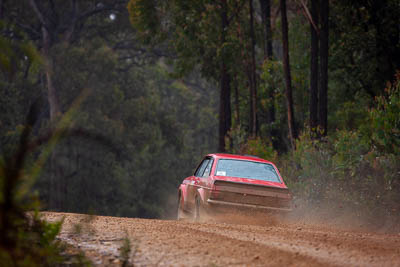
xmin=42 ymin=212 xmax=400 ymax=266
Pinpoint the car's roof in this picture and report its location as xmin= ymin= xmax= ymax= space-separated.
xmin=207 ymin=153 xmax=273 ymax=164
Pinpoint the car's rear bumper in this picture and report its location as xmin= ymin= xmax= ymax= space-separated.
xmin=207 ymin=199 xmax=292 ymax=212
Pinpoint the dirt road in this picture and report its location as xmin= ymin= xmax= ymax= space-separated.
xmin=42 ymin=212 xmax=400 ymax=266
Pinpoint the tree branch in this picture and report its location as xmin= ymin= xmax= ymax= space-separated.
xmin=296 ymin=0 xmax=319 ymax=34
xmin=28 ymin=0 xmax=47 ymax=27
xmin=15 ymin=22 xmax=40 ymax=40
xmin=62 ymin=0 xmax=78 ymax=42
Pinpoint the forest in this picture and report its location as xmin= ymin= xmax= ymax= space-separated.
xmin=0 ymin=0 xmax=399 ymax=264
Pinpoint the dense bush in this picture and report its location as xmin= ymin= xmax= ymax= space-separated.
xmin=278 ymin=77 xmax=400 ymax=220
xmin=368 ymin=72 xmax=400 ymax=155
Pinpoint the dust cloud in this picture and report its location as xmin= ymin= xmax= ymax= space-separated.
xmin=161 ymin=187 xmax=400 ymax=235
xmin=284 ymin=198 xmax=400 ymax=234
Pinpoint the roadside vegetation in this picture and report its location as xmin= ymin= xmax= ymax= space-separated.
xmin=0 ymin=107 xmax=89 ymax=266
xmin=256 ymin=75 xmax=400 ymax=227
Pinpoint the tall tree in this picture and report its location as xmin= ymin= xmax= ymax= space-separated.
xmin=309 ymin=0 xmax=319 ymax=135
xmin=259 ymin=0 xmax=276 ymax=140
xmin=280 ymin=0 xmax=297 ymax=149
xmin=128 ymin=0 xmax=240 ymax=152
xmin=3 ymin=0 xmax=128 ymax=209
xmin=233 ymin=75 xmax=240 ymax=126
xmin=24 ymin=0 xmax=126 ymax=121
xmin=219 ymin=0 xmax=232 ymax=151
xmin=28 ymin=0 xmax=61 ymax=120
xmin=249 ymin=0 xmax=258 ymax=137
xmin=259 ymin=0 xmax=273 ymax=60
xmin=318 ymin=0 xmax=329 ymax=136
xmin=330 ymin=0 xmax=400 ymax=99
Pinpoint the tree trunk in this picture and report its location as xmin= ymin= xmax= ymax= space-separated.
xmin=39 ymin=25 xmax=61 ymax=121
xmin=44 ymin=56 xmax=61 ymax=121
xmin=259 ymin=0 xmax=275 ymax=132
xmin=280 ymin=0 xmax=297 ymax=149
xmin=259 ymin=0 xmax=273 ymax=60
xmin=318 ymin=0 xmax=328 ymax=136
xmin=310 ymin=0 xmax=319 ymax=136
xmin=370 ymin=0 xmax=400 ymax=94
xmin=249 ymin=0 xmax=257 ymax=137
xmin=233 ymin=75 xmax=240 ymax=126
xmin=219 ymin=65 xmax=231 ymax=152
xmin=218 ymin=0 xmax=231 ymax=152
xmin=0 ymin=0 xmax=4 ymax=19
xmin=41 ymin=24 xmax=63 ymax=210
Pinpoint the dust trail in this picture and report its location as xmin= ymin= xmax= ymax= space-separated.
xmin=285 ymin=198 xmax=400 ymax=234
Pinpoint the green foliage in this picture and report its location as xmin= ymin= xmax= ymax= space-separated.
xmin=0 ymin=212 xmax=64 ymax=267
xmin=331 ymin=130 xmax=369 ymax=178
xmin=259 ymin=59 xmax=287 ymax=148
xmin=330 ymin=0 xmax=400 ymax=98
xmin=244 ymin=138 xmax=277 ymax=162
xmin=226 ymin=127 xmax=277 ymax=162
xmin=278 ymin=127 xmax=400 ymax=220
xmin=0 ymin=119 xmax=84 ymax=266
xmin=25 ymin=34 xmax=218 ymax=218
xmin=0 ymin=23 xmax=42 ymax=155
xmin=329 ymin=100 xmax=370 ymax=131
xmin=247 ymin=65 xmax=400 ymax=223
xmin=127 ymin=0 xmax=162 ymax=44
xmin=120 ymin=235 xmax=132 ymax=267
xmin=1 ymin=0 xmax=218 ymax=222
xmin=0 ymin=28 xmax=41 ymax=79
xmin=369 ymin=73 xmax=400 ymax=155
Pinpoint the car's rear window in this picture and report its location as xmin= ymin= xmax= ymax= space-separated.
xmin=215 ymin=159 xmax=281 ymax=182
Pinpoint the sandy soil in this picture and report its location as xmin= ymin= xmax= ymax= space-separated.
xmin=42 ymin=212 xmax=400 ymax=267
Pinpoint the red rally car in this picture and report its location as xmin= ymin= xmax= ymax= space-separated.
xmin=177 ymin=153 xmax=292 ymax=220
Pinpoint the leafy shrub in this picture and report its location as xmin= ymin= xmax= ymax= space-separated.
xmin=226 ymin=127 xmax=277 ymax=162
xmin=0 ymin=142 xmax=65 ymax=266
xmin=273 ymin=74 xmax=400 ymax=223
xmin=277 ymin=128 xmax=400 ymax=222
xmin=331 ymin=130 xmax=369 ymax=179
xmin=369 ymin=71 xmax=400 ymax=155
xmin=282 ymin=132 xmax=334 ymax=202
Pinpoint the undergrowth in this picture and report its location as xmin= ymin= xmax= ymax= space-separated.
xmin=0 ymin=104 xmax=91 ymax=266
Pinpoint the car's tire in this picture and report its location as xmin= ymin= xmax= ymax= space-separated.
xmin=177 ymin=193 xmax=187 ymax=221
xmin=194 ymin=196 xmax=204 ymax=222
